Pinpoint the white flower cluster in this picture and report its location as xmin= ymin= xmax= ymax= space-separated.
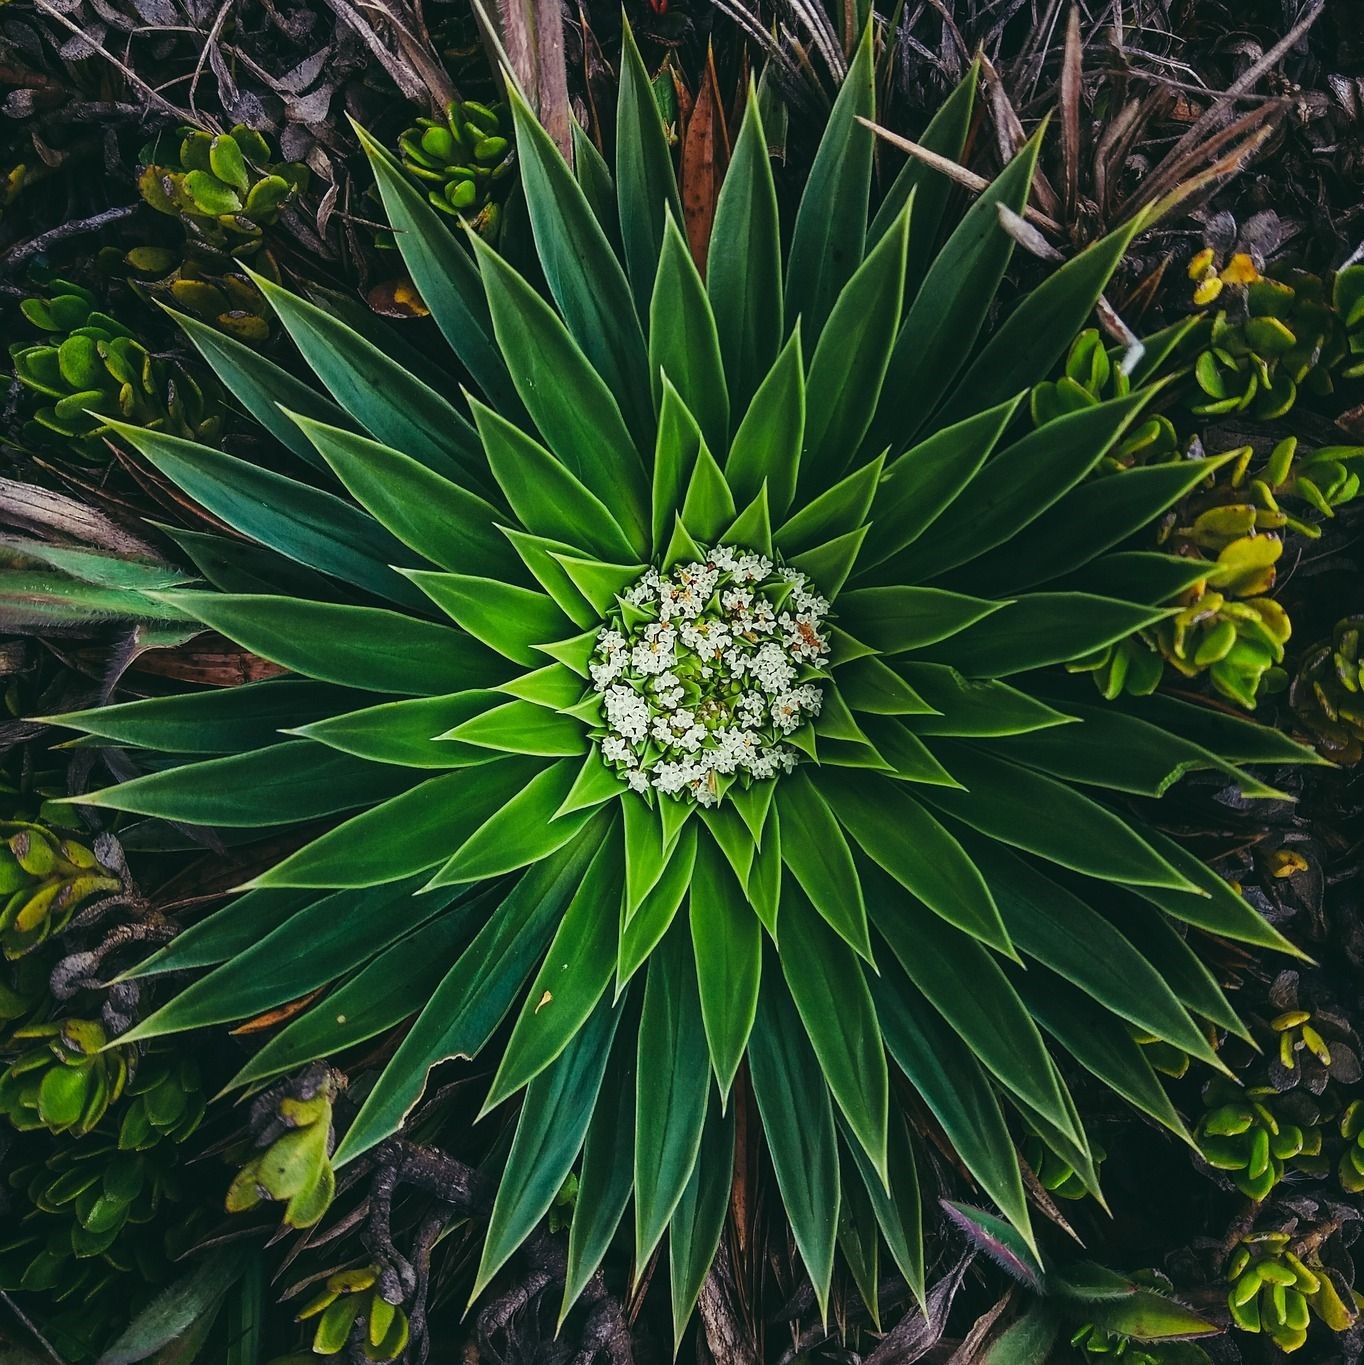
xmin=590 ymin=546 xmax=829 ymax=806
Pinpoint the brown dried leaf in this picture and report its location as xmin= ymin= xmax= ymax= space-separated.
xmin=680 ymin=44 xmax=730 ymax=274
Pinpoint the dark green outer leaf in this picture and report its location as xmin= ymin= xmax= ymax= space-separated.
xmin=707 ymin=91 xmax=782 ymax=417
xmin=1011 ymin=969 xmax=1190 ymax=1139
xmin=867 ymin=59 xmax=979 ymax=291
xmin=619 ymin=821 xmax=698 ymax=992
xmin=650 ymin=215 xmax=729 ymax=454
xmin=507 ymin=87 xmax=652 ymax=445
xmin=571 ymin=120 xmax=619 ymax=246
xmin=228 ymin=904 xmax=483 ymax=1087
xmin=920 ymin=743 xmax=1197 ymax=891
xmin=913 ymin=593 xmax=1170 ymax=677
xmin=837 ymin=586 xmax=1003 ymax=654
xmin=820 ymin=770 xmax=1010 ymax=953
xmin=482 ymin=825 xmax=623 ymax=1106
xmin=112 ymin=424 xmax=428 ymax=611
xmin=121 ymin=877 xmax=448 ymax=1041
xmin=167 ymin=306 xmax=349 ymax=472
xmin=866 ymin=862 xmax=1078 ymax=1144
xmin=292 ymin=691 xmax=499 ymax=769
xmin=353 ymin=122 xmax=522 ymax=418
xmin=161 ymin=525 xmax=337 ymax=601
xmin=869 ymin=963 xmax=1033 ymax=1250
xmin=1113 ymin=692 xmax=1330 ymax=769
xmin=74 ymin=740 xmax=408 ymax=827
xmin=747 ymin=970 xmax=840 ymax=1316
xmin=634 ymin=920 xmax=711 ymax=1264
xmin=470 ymin=234 xmax=650 ymax=542
xmin=866 ymin=128 xmax=1043 ymax=457
xmin=334 ymin=824 xmax=609 ymax=1165
xmin=964 ymin=838 xmax=1218 ymax=1062
xmin=293 ymin=415 xmax=512 ymax=580
xmin=897 ymin=663 xmax=1072 ymax=737
xmin=856 ymin=396 xmax=1023 ymax=575
xmin=472 ymin=992 xmax=622 ymax=1300
xmin=668 ymin=1096 xmax=735 ymax=1352
xmin=800 ymin=202 xmax=908 ymax=492
xmin=938 ymin=214 xmax=1148 ymax=421
xmin=45 ymin=680 xmax=363 ymax=754
xmin=252 ymin=274 xmax=485 ymax=487
xmin=778 ymin=885 xmax=888 ymax=1179
xmin=956 ymin=452 xmax=1243 ymax=595
xmin=839 ymin=1105 xmax=924 ymax=1307
xmin=688 ymin=834 xmax=761 ymax=1096
xmin=891 ymin=392 xmax=1151 ymax=582
xmin=617 ymin=20 xmax=685 ymax=317
xmin=563 ymin=1024 xmax=636 ymax=1320
xmin=253 ymin=759 xmax=546 ymax=889
xmin=785 ymin=24 xmax=875 ymax=342
xmin=153 ymin=592 xmax=507 ymax=696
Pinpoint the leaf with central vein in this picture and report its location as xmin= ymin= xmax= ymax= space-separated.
xmin=651 ymin=216 xmax=728 ymax=454
xmin=483 ymin=827 xmax=623 ymax=1107
xmin=634 ymin=920 xmax=711 ymax=1266
xmin=255 ymin=760 xmax=546 ymax=888
xmin=865 ymin=128 xmax=1043 ymax=457
xmin=779 ymin=885 xmax=888 ymax=1180
xmin=785 ymin=24 xmax=874 ymax=343
xmin=896 ymin=663 xmax=1073 ymax=736
xmin=110 ymin=424 xmax=427 ymax=611
xmin=778 ymin=770 xmax=872 ymax=961
xmin=335 ymin=826 xmax=608 ymax=1165
xmin=866 ymin=861 xmax=1079 ymax=1144
xmin=147 ymin=592 xmax=504 ymax=696
xmin=856 ymin=396 xmax=1023 ymax=575
xmin=689 ymin=835 xmax=760 ymax=1096
xmin=724 ymin=328 xmax=805 ymax=517
xmin=71 ymin=740 xmax=407 ymax=826
xmin=471 ymin=389 xmax=644 ymax=564
xmin=506 ymin=87 xmax=652 ymax=445
xmin=354 ymin=122 xmax=522 ymax=419
xmin=251 ymin=273 xmax=485 ymax=487
xmin=914 ymin=593 xmax=1170 ymax=677
xmin=837 ymin=586 xmax=1003 ymax=654
xmin=168 ymin=306 xmax=352 ymax=471
xmin=800 ymin=202 xmax=907 ymax=493
xmin=668 ymin=1096 xmax=734 ymax=1351
xmin=919 ymin=743 xmax=1198 ymax=892
xmin=966 ymin=838 xmax=1218 ymax=1062
xmin=822 ymin=770 xmax=1011 ymax=953
xmin=293 ymin=414 xmax=511 ymax=579
xmin=473 ymin=993 xmax=622 ymax=1300
xmin=428 ymin=758 xmax=592 ymax=887
xmin=618 ymin=20 xmax=684 ymax=317
xmin=748 ymin=972 xmax=839 ymax=1317
xmin=470 ymin=234 xmax=649 ymax=538
xmin=294 ymin=692 xmax=500 ymax=768
xmin=444 ymin=699 xmax=587 ymax=757
xmin=707 ymin=91 xmax=782 ymax=417
xmin=562 ymin=1025 xmax=635 ymax=1321
xmin=892 ymin=393 xmax=1151 ymax=581
xmin=404 ymin=571 xmax=572 ymax=667
xmin=45 ymin=680 xmax=363 ymax=754
xmin=120 ymin=876 xmax=442 ymax=1041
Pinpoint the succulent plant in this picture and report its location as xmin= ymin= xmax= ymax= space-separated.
xmin=397 ymin=98 xmax=514 ymax=237
xmin=1291 ymin=615 xmax=1364 ymax=763
xmin=131 ymin=124 xmax=309 ymax=343
xmin=1184 ymin=253 xmax=1364 ymax=419
xmin=1225 ymin=1230 xmax=1357 ymax=1351
xmin=225 ymin=1068 xmax=338 ymax=1229
xmin=0 ymin=821 xmax=120 ymax=960
xmin=8 ymin=280 xmax=224 ymax=458
xmin=293 ymin=1264 xmax=410 ymax=1362
xmin=1022 ymin=1133 xmax=1106 ymax=1201
xmin=1196 ymin=1077 xmax=1325 ymax=1200
xmin=35 ymin=34 xmax=1323 ymax=1329
xmin=0 ymin=1018 xmax=133 ymax=1136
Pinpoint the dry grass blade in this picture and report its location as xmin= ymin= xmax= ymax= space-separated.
xmin=980 ymin=53 xmax=1061 ymax=218
xmin=497 ymin=0 xmax=570 ymax=154
xmin=1059 ymin=3 xmax=1082 ymax=221
xmin=856 ymin=117 xmax=1064 ymax=235
xmin=1141 ymin=119 xmax=1281 ymax=227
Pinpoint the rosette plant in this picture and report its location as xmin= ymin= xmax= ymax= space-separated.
xmin=42 ymin=30 xmax=1320 ymax=1338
